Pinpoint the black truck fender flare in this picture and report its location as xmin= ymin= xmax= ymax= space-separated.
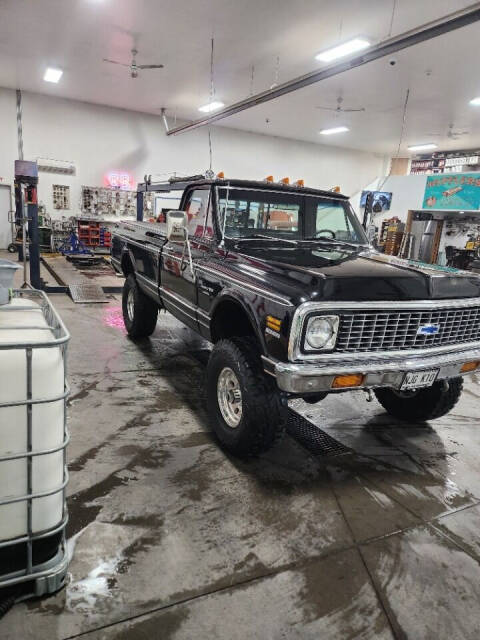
xmin=120 ymin=247 xmax=136 ymax=276
xmin=209 ymin=289 xmax=268 ymax=354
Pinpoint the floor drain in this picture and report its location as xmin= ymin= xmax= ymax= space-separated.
xmin=69 ymin=284 xmax=108 ymax=303
xmin=287 ymin=410 xmax=351 ymax=457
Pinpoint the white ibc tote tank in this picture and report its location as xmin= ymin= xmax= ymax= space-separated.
xmin=0 ymin=288 xmax=70 ymax=597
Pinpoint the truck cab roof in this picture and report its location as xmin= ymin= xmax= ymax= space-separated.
xmin=138 ymin=176 xmax=349 ymax=200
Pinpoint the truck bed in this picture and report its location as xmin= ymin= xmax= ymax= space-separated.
xmin=114 ymin=220 xmax=167 ymax=247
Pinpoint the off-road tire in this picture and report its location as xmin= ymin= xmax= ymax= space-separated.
xmin=122 ymin=273 xmax=158 ymax=338
xmin=374 ymin=377 xmax=463 ymax=422
xmin=207 ymin=337 xmax=287 ymax=456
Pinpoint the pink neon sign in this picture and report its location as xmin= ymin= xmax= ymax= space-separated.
xmin=106 ymin=172 xmax=134 ymax=190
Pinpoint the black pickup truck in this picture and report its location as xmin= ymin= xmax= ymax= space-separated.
xmin=112 ymin=176 xmax=480 ymax=456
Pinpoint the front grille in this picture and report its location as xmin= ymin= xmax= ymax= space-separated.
xmin=336 ymin=305 xmax=480 ymax=352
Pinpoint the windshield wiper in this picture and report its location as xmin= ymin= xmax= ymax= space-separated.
xmin=231 ymin=234 xmax=298 ymax=246
xmin=302 ymin=237 xmax=366 ymax=250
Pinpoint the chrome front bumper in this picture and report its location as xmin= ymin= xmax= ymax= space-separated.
xmin=265 ymin=343 xmax=480 ymax=394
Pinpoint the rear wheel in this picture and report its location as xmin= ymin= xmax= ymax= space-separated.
xmin=122 ymin=274 xmax=158 ymax=338
xmin=374 ymin=377 xmax=463 ymax=421
xmin=207 ymin=337 xmax=286 ymax=456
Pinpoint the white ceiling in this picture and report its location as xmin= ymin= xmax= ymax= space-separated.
xmin=0 ymin=0 xmax=479 ymax=155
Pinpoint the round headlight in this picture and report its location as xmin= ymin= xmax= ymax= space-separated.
xmin=305 ymin=316 xmax=335 ymax=349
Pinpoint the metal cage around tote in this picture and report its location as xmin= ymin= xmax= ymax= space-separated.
xmin=0 ymin=290 xmax=70 ymax=598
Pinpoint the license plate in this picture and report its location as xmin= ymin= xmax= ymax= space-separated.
xmin=400 ymin=369 xmax=439 ymax=391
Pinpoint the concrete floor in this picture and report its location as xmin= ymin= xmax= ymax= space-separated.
xmin=2 ymin=293 xmax=480 ymax=639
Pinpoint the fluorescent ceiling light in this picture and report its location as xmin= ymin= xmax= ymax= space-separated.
xmin=470 ymin=96 xmax=480 ymax=106
xmin=198 ymin=101 xmax=225 ymax=113
xmin=44 ymin=67 xmax=63 ymax=83
xmin=315 ymin=38 xmax=370 ymax=62
xmin=319 ymin=126 xmax=349 ymax=135
xmin=408 ymin=143 xmax=438 ymax=151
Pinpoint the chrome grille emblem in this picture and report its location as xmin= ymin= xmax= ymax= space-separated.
xmin=417 ymin=324 xmax=440 ymax=336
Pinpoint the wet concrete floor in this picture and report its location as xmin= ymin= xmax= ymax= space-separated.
xmin=2 ymin=293 xmax=480 ymax=639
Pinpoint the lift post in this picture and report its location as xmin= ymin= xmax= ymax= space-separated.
xmin=14 ymin=160 xmax=41 ymax=289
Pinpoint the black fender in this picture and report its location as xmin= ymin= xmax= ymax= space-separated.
xmin=209 ymin=288 xmax=269 ymax=354
xmin=120 ymin=246 xmax=136 ymax=276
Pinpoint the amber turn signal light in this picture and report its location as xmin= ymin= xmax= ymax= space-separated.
xmin=266 ymin=315 xmax=282 ymax=331
xmin=460 ymin=361 xmax=480 ymax=373
xmin=332 ymin=373 xmax=364 ymax=389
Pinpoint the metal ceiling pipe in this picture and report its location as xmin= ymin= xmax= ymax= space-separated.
xmin=167 ymin=2 xmax=480 ymax=136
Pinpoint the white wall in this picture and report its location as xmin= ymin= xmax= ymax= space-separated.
xmin=0 ymin=88 xmax=386 ymax=220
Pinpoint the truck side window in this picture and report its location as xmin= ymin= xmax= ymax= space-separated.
xmin=315 ymin=203 xmax=360 ymax=242
xmin=184 ymin=189 xmax=211 ymax=238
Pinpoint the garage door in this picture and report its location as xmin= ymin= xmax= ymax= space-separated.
xmin=0 ymin=186 xmax=11 ymax=249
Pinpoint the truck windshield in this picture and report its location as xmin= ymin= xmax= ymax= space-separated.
xmin=217 ymin=188 xmax=367 ymax=244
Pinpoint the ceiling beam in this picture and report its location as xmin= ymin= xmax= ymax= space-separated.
xmin=167 ymin=2 xmax=480 ymax=136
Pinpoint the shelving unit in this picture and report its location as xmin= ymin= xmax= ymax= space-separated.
xmin=410 ymin=150 xmax=480 ymax=175
xmin=77 ymin=220 xmax=112 ymax=249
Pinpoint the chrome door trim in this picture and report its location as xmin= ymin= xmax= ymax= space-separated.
xmin=114 ymin=234 xmax=162 ymax=255
xmin=160 ymin=286 xmax=196 ymax=312
xmin=136 ymin=273 xmax=161 ymax=302
xmin=159 ymin=286 xmax=211 ymax=329
xmin=197 ymin=308 xmax=211 ymax=321
xmin=196 ymin=264 xmax=293 ymax=307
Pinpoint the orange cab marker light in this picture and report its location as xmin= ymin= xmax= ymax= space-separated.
xmin=332 ymin=373 xmax=364 ymax=389
xmin=265 ymin=175 xmax=274 ymax=183
xmin=280 ymin=177 xmax=290 ymax=184
xmin=461 ymin=361 xmax=480 ymax=373
xmin=217 ymin=171 xmax=225 ymax=179
xmin=294 ymin=179 xmax=304 ymax=187
xmin=331 ymin=186 xmax=341 ymax=193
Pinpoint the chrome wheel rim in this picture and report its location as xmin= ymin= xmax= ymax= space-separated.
xmin=217 ymin=367 xmax=243 ymax=428
xmin=127 ymin=289 xmax=135 ymax=321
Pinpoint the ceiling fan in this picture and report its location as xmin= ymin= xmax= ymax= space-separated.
xmin=103 ymin=48 xmax=164 ymax=78
xmin=315 ymin=96 xmax=365 ymax=113
xmin=426 ymin=123 xmax=469 ymax=141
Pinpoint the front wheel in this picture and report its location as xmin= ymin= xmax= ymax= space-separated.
xmin=207 ymin=337 xmax=286 ymax=456
xmin=122 ymin=274 xmax=158 ymax=338
xmin=374 ymin=377 xmax=463 ymax=421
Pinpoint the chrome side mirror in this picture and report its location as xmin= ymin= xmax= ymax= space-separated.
xmin=166 ymin=210 xmax=188 ymax=243
xmin=166 ymin=210 xmax=195 ymax=280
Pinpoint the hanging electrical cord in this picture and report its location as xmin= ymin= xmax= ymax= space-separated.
xmin=377 ymin=87 xmax=410 ymax=191
xmin=207 ymin=37 xmax=215 ymax=173
xmin=249 ymin=64 xmax=255 ymax=96
xmin=388 ymin=0 xmax=398 ymax=37
xmin=271 ymin=56 xmax=280 ymax=89
xmin=209 ymin=37 xmax=215 ymax=105
xmin=208 ymin=130 xmax=213 ymax=172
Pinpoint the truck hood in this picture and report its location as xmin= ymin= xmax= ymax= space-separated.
xmin=228 ymin=246 xmax=480 ymax=302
